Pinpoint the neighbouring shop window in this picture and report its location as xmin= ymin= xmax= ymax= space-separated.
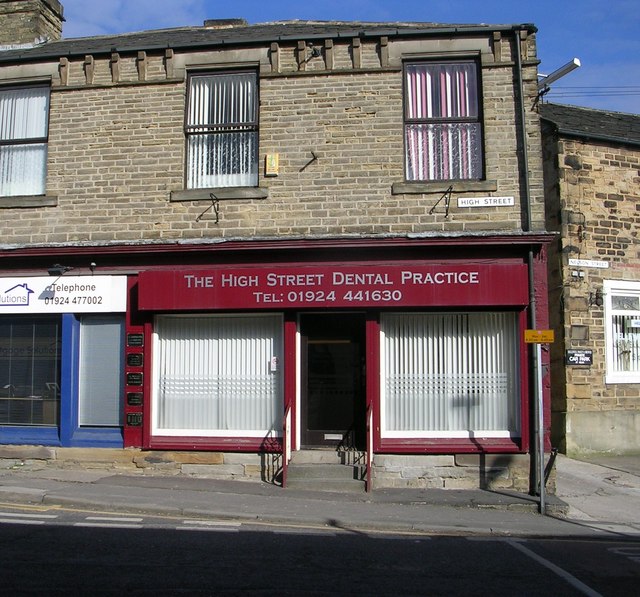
xmin=0 ymin=316 xmax=61 ymax=426
xmin=380 ymin=312 xmax=520 ymax=438
xmin=78 ymin=315 xmax=125 ymax=427
xmin=604 ymin=280 xmax=640 ymax=384
xmin=185 ymin=71 xmax=258 ymax=189
xmin=0 ymin=85 xmax=50 ymax=196
xmin=152 ymin=314 xmax=282 ymax=436
xmin=404 ymin=61 xmax=482 ymax=181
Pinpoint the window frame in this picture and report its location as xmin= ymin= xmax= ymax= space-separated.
xmin=184 ymin=69 xmax=259 ymax=190
xmin=379 ymin=311 xmax=521 ymax=440
xmin=0 ymin=83 xmax=50 ymax=197
xmin=604 ymin=280 xmax=640 ymax=384
xmin=403 ymin=58 xmax=484 ymax=183
xmin=151 ymin=313 xmax=283 ymax=439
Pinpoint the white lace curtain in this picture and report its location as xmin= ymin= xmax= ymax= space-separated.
xmin=405 ymin=63 xmax=481 ymax=181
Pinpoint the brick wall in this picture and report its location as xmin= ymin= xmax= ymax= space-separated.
xmin=545 ymin=129 xmax=640 ymax=455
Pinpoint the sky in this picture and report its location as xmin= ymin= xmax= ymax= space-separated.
xmin=59 ymin=0 xmax=639 ymax=114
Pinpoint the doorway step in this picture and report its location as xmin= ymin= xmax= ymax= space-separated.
xmin=285 ymin=449 xmax=366 ymax=492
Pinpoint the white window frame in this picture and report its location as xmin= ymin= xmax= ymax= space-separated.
xmin=185 ymin=71 xmax=258 ymax=189
xmin=380 ymin=311 xmax=520 ymax=439
xmin=151 ymin=313 xmax=283 ymax=438
xmin=404 ymin=60 xmax=483 ymax=182
xmin=604 ymin=280 xmax=640 ymax=384
xmin=0 ymin=84 xmax=50 ymax=197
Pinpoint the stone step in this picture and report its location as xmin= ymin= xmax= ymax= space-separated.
xmin=289 ymin=449 xmax=366 ymax=465
xmin=285 ymin=477 xmax=366 ymax=493
xmin=286 ymin=463 xmax=365 ymax=481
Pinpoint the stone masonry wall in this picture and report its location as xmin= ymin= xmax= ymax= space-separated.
xmin=0 ymin=33 xmax=545 ymax=245
xmin=546 ymin=131 xmax=640 ymax=455
xmin=0 ymin=0 xmax=63 ymax=46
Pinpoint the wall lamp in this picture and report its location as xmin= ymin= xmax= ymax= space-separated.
xmin=48 ymin=264 xmax=73 ymax=276
xmin=589 ymin=288 xmax=603 ymax=308
xmin=537 ymin=58 xmax=581 ymax=92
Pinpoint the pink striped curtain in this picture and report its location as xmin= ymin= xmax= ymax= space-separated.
xmin=405 ymin=63 xmax=481 ymax=181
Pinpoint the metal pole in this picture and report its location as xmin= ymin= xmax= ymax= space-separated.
xmin=515 ymin=29 xmax=546 ymax=514
xmin=536 ymin=342 xmax=546 ymax=514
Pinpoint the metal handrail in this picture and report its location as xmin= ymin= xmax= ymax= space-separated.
xmin=366 ymin=403 xmax=373 ymax=492
xmin=282 ymin=404 xmax=292 ymax=488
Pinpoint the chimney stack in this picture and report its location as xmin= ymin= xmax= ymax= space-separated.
xmin=0 ymin=0 xmax=64 ymax=47
xmin=203 ymin=18 xmax=248 ymax=30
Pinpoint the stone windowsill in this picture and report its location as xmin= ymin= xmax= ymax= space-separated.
xmin=170 ymin=187 xmax=269 ymax=202
xmin=391 ymin=180 xmax=498 ymax=195
xmin=0 ymin=195 xmax=58 ymax=208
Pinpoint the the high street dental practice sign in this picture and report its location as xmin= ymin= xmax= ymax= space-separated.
xmin=0 ymin=276 xmax=127 ymax=314
xmin=138 ymin=263 xmax=528 ymax=310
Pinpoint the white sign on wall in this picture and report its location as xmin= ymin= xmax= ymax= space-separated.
xmin=0 ymin=276 xmax=127 ymax=314
xmin=568 ymin=259 xmax=610 ymax=269
xmin=457 ymin=196 xmax=515 ymax=208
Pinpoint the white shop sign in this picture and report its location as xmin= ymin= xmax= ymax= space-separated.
xmin=457 ymin=196 xmax=515 ymax=208
xmin=0 ymin=276 xmax=127 ymax=314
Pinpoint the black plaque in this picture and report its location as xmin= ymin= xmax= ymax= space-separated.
xmin=127 ymin=333 xmax=144 ymax=347
xmin=565 ymin=349 xmax=593 ymax=366
xmin=127 ymin=392 xmax=143 ymax=406
xmin=127 ymin=353 xmax=143 ymax=367
xmin=126 ymin=413 xmax=143 ymax=426
xmin=126 ymin=372 xmax=143 ymax=386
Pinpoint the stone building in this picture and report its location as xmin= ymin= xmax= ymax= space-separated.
xmin=0 ymin=0 xmax=553 ymax=492
xmin=541 ymin=103 xmax=640 ymax=457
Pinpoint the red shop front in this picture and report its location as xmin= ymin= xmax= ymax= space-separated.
xmin=123 ymin=258 xmax=535 ymax=468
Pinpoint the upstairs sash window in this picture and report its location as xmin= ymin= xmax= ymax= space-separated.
xmin=186 ymin=71 xmax=258 ymax=189
xmin=405 ymin=61 xmax=482 ymax=181
xmin=0 ymin=85 xmax=50 ymax=197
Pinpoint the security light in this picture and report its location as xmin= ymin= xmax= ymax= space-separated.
xmin=48 ymin=264 xmax=73 ymax=276
xmin=538 ymin=58 xmax=581 ymax=91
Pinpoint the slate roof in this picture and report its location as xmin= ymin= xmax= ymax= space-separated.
xmin=539 ymin=102 xmax=640 ymax=147
xmin=0 ymin=20 xmax=536 ymax=63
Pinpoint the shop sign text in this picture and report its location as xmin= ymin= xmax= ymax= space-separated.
xmin=139 ymin=263 xmax=528 ymax=311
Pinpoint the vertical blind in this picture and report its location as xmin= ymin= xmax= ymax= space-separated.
xmin=0 ymin=86 xmax=49 ymax=196
xmin=405 ymin=62 xmax=481 ymax=181
xmin=78 ymin=315 xmax=125 ymax=427
xmin=381 ymin=312 xmax=519 ymax=437
xmin=154 ymin=315 xmax=282 ymax=436
xmin=186 ymin=72 xmax=258 ymax=188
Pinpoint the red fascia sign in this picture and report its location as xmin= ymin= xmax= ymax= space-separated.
xmin=137 ymin=262 xmax=528 ymax=311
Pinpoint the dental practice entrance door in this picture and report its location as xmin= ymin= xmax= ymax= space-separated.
xmin=300 ymin=313 xmax=366 ymax=449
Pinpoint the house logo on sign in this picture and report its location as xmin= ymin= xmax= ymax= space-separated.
xmin=1 ymin=283 xmax=34 ymax=307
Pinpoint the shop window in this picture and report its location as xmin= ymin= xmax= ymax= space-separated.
xmin=0 ymin=316 xmax=61 ymax=426
xmin=380 ymin=312 xmax=519 ymax=438
xmin=152 ymin=314 xmax=282 ymax=437
xmin=404 ymin=61 xmax=482 ymax=181
xmin=185 ymin=71 xmax=258 ymax=189
xmin=604 ymin=280 xmax=640 ymax=384
xmin=78 ymin=315 xmax=125 ymax=427
xmin=0 ymin=85 xmax=50 ymax=197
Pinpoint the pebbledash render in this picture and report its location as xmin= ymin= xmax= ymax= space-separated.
xmin=0 ymin=0 xmax=553 ymax=493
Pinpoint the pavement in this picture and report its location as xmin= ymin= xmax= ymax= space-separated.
xmin=0 ymin=453 xmax=638 ymax=538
